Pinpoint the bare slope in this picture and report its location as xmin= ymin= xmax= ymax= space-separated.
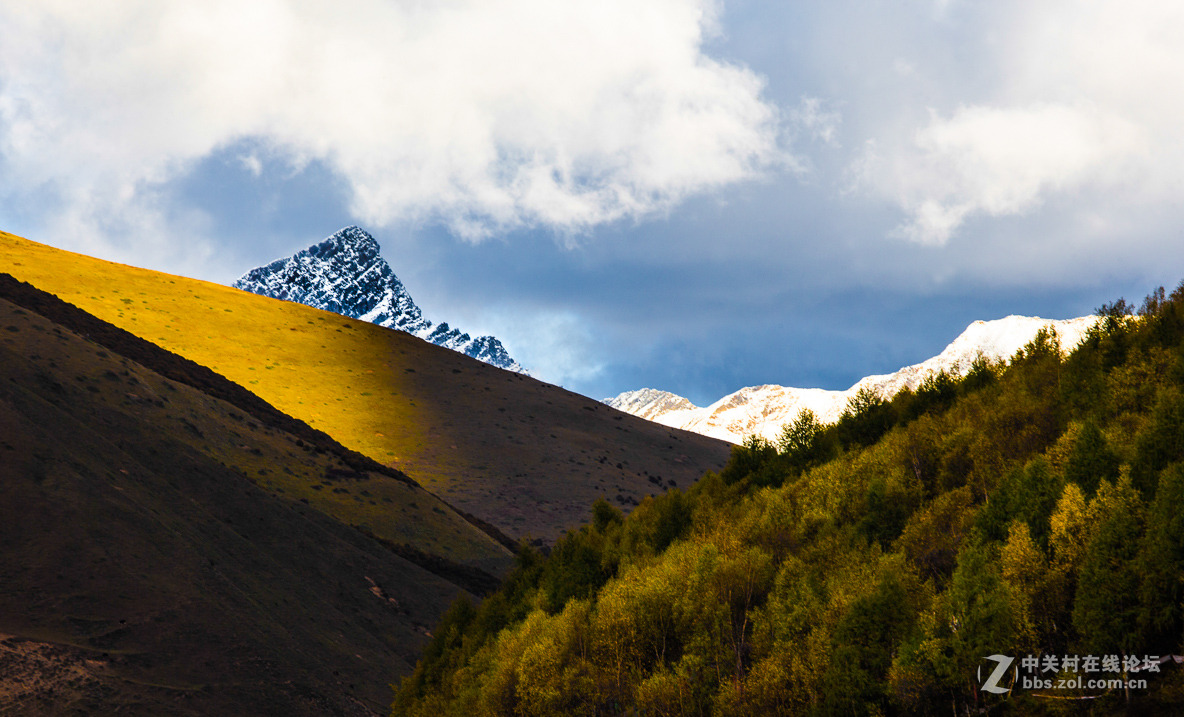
xmin=0 ymin=231 xmax=731 ymax=543
xmin=0 ymin=288 xmax=478 ymax=715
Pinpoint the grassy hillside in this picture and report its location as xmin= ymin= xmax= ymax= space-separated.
xmin=0 ymin=285 xmax=487 ymax=715
xmin=0 ymin=230 xmax=730 ymax=544
xmin=394 ymin=287 xmax=1184 ymax=715
xmin=0 ymin=270 xmax=511 ymax=574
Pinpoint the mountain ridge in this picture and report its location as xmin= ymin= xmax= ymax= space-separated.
xmin=0 ymin=229 xmax=731 ymax=547
xmin=607 ymin=314 xmax=1099 ymax=443
xmin=235 ymin=226 xmax=525 ymax=373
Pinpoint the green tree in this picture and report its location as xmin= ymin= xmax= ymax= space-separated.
xmin=820 ymin=574 xmax=919 ymax=715
xmin=1092 ymin=298 xmax=1135 ymax=370
xmin=720 ymin=434 xmax=779 ymax=486
xmin=857 ymin=477 xmax=915 ymax=548
xmin=900 ymin=539 xmax=1018 ymax=712
xmin=897 ymin=486 xmax=976 ymax=586
xmin=540 ymin=526 xmax=612 ymax=613
xmin=1137 ymin=463 xmax=1184 ymax=653
xmin=1064 ymin=420 xmax=1120 ymax=497
xmin=836 ymin=386 xmax=894 ymax=448
xmin=960 ymin=354 xmax=998 ymax=394
xmin=777 ymin=408 xmax=837 ymax=476
xmin=1073 ymin=476 xmax=1145 ymax=657
xmin=393 ymin=595 xmax=478 ymax=713
xmin=620 ymin=489 xmax=695 ymax=556
xmin=1130 ymin=388 xmax=1184 ymax=499
xmin=975 ymin=457 xmax=1063 ymax=548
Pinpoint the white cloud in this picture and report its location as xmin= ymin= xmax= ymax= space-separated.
xmin=238 ymin=153 xmax=263 ymax=178
xmin=888 ymin=103 xmax=1146 ymax=245
xmin=789 ymin=97 xmax=840 ymax=147
xmin=853 ymin=0 xmax=1183 ymax=246
xmin=0 ymin=0 xmax=783 ymax=260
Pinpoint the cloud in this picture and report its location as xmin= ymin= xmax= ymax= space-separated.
xmin=789 ymin=96 xmax=840 ymax=147
xmin=238 ymin=153 xmax=263 ymax=178
xmin=0 ymin=0 xmax=784 ymax=257
xmin=850 ymin=1 xmax=1182 ymax=246
xmin=887 ymin=103 xmax=1146 ymax=245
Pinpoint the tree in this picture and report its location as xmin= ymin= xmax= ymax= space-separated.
xmin=621 ymin=489 xmax=695 ymax=555
xmin=720 ymin=435 xmax=779 ymax=486
xmin=592 ymin=498 xmax=623 ymax=533
xmin=1093 ymin=298 xmax=1134 ymax=370
xmin=777 ymin=409 xmax=836 ymax=475
xmin=821 ymin=574 xmax=918 ymax=715
xmin=1000 ymin=521 xmax=1049 ymax=650
xmin=975 ymin=458 xmax=1063 ymax=548
xmin=393 ymin=594 xmax=478 ymax=712
xmin=1048 ymin=482 xmax=1089 ymax=572
xmin=541 ymin=526 xmax=612 ymax=613
xmin=923 ymin=539 xmax=1019 ymax=711
xmin=902 ymin=370 xmax=958 ymax=421
xmin=836 ymin=386 xmax=894 ymax=448
xmin=1064 ymin=420 xmax=1120 ymax=497
xmin=1137 ymin=462 xmax=1184 ymax=653
xmin=896 ymin=486 xmax=975 ymax=586
xmin=961 ymin=354 xmax=998 ymax=394
xmin=1130 ymin=388 xmax=1184 ymax=499
xmin=1073 ymin=476 xmax=1144 ymax=657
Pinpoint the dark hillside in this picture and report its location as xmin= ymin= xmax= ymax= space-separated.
xmin=0 ymin=292 xmax=492 ymax=715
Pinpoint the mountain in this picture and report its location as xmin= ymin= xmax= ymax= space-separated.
xmin=394 ymin=283 xmax=1184 ymax=717
xmin=0 ymin=273 xmax=499 ymax=715
xmin=607 ymin=315 xmax=1099 ymax=443
xmin=234 ymin=226 xmax=525 ymax=373
xmin=0 ymin=230 xmax=731 ymax=547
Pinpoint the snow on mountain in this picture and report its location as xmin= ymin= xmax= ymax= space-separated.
xmin=606 ymin=388 xmax=697 ymax=421
xmin=234 ymin=226 xmax=526 ymax=373
xmin=605 ymin=315 xmax=1098 ymax=444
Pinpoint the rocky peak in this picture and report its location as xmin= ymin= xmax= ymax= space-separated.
xmin=234 ymin=226 xmax=525 ymax=373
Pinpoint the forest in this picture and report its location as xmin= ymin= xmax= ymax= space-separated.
xmin=393 ymin=284 xmax=1184 ymax=715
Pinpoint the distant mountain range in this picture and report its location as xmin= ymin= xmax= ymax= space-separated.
xmin=607 ymin=315 xmax=1099 ymax=444
xmin=234 ymin=226 xmax=526 ymax=373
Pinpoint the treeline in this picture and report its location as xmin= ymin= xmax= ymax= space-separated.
xmin=393 ymin=285 xmax=1184 ymax=715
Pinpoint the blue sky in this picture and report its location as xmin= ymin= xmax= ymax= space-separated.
xmin=2 ymin=1 xmax=1183 ymax=405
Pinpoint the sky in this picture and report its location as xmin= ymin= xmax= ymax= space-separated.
xmin=2 ymin=1 xmax=1183 ymax=405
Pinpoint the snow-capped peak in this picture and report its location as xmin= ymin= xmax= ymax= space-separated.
xmin=605 ymin=314 xmax=1098 ymax=444
xmin=234 ymin=226 xmax=526 ymax=373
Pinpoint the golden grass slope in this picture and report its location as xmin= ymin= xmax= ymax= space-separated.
xmin=0 ymin=277 xmax=511 ymax=574
xmin=0 ymin=230 xmax=731 ymax=543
